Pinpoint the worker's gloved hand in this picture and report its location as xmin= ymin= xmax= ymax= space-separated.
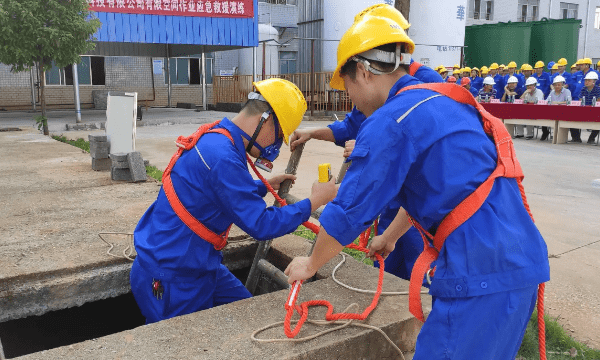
xmin=267 ymin=174 xmax=296 ymax=190
xmin=284 ymin=256 xmax=317 ymax=284
xmin=367 ymin=235 xmax=396 ymax=261
xmin=289 ymin=129 xmax=312 ymax=152
xmin=309 ymin=177 xmax=337 ymax=212
xmin=343 ymin=140 xmax=355 ymax=158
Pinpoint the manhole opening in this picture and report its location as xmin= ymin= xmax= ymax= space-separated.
xmin=0 ymin=265 xmax=288 ymax=359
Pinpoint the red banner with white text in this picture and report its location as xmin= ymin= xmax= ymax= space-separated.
xmin=88 ymin=0 xmax=254 ymax=18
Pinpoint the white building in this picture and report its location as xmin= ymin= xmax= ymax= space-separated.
xmin=466 ymin=0 xmax=600 ymax=63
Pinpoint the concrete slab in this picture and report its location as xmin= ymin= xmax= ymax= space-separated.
xmin=14 ymin=235 xmax=426 ymax=360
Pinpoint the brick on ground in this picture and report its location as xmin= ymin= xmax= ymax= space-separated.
xmin=90 ymin=142 xmax=110 ymax=159
xmin=111 ymin=167 xmax=132 ymax=182
xmin=128 ymin=151 xmax=147 ymax=182
xmin=91 ymin=158 xmax=111 ymax=171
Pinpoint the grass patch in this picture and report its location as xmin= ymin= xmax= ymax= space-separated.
xmin=145 ymin=165 xmax=163 ymax=181
xmin=52 ymin=135 xmax=90 ymax=153
xmin=518 ymin=310 xmax=600 ymax=359
xmin=292 ymin=225 xmax=374 ymax=266
xmin=52 ymin=135 xmax=164 ymax=181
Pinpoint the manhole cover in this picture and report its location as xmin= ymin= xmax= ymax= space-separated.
xmin=0 ymin=127 xmax=22 ymax=132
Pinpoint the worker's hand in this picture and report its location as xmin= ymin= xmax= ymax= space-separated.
xmin=267 ymin=174 xmax=296 ymax=190
xmin=290 ymin=129 xmax=312 ymax=152
xmin=343 ymin=140 xmax=355 ymax=158
xmin=284 ymin=256 xmax=317 ymax=284
xmin=367 ymin=235 xmax=396 ymax=261
xmin=308 ymin=177 xmax=337 ymax=212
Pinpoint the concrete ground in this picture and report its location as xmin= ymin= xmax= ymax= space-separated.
xmin=2 ymin=107 xmax=600 ymax=352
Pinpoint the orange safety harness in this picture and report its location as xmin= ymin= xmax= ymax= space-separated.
xmin=162 ymin=120 xmax=320 ymax=251
xmin=409 ymin=61 xmax=423 ymax=77
xmin=395 ymin=83 xmax=546 ymax=360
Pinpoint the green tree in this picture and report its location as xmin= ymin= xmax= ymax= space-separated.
xmin=0 ymin=0 xmax=100 ymax=135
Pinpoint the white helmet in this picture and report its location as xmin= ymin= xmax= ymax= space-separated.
xmin=553 ymin=75 xmax=566 ymax=84
xmin=507 ymin=76 xmax=519 ymax=84
xmin=584 ymin=71 xmax=599 ymax=80
xmin=483 ymin=76 xmax=495 ymax=85
xmin=525 ymin=77 xmax=538 ymax=86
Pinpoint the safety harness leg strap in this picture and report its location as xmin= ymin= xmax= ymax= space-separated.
xmin=162 ymin=120 xmax=234 ymax=251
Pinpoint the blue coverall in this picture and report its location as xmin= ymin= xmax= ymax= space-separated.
xmin=572 ymin=69 xmax=600 ymax=99
xmin=327 ymin=63 xmax=442 ymax=281
xmin=131 ymin=118 xmax=312 ymax=324
xmin=493 ymin=73 xmax=505 ymax=100
xmin=469 ymin=76 xmax=483 ymax=93
xmin=533 ymin=71 xmax=551 ymax=98
xmin=319 ymin=75 xmax=550 ymax=359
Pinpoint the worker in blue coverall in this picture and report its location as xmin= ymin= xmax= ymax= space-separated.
xmin=533 ymin=61 xmax=551 ymax=98
xmin=131 ymin=78 xmax=337 ymax=324
xmin=288 ymin=4 xmax=440 ymax=282
xmin=489 ymin=63 xmax=505 ymax=100
xmin=285 ymin=12 xmax=550 ymax=360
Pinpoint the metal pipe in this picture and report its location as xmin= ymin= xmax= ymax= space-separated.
xmin=310 ymin=38 xmax=315 ymax=117
xmin=30 ymin=67 xmax=36 ymax=111
xmin=256 ymin=259 xmax=291 ymax=290
xmin=584 ymin=0 xmax=591 ymax=57
xmin=72 ymin=62 xmax=82 ymax=123
xmin=166 ymin=44 xmax=172 ymax=108
xmin=201 ymin=52 xmax=207 ymax=110
xmin=252 ymin=46 xmax=256 ymax=83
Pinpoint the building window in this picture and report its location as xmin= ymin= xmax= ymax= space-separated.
xmin=518 ymin=0 xmax=539 ymax=21
xmin=560 ymin=2 xmax=578 ymax=19
xmin=469 ymin=0 xmax=493 ymax=20
xmin=46 ymin=56 xmax=105 ymax=86
xmin=595 ymin=7 xmax=600 ymax=29
xmin=205 ymin=53 xmax=214 ymax=84
xmin=279 ymin=51 xmax=297 ymax=74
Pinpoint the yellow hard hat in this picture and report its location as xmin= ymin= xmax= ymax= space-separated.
xmin=440 ymin=67 xmax=449 ymax=73
xmin=575 ymin=59 xmax=583 ymax=65
xmin=489 ymin=63 xmax=499 ymax=70
xmin=453 ymin=69 xmax=460 ymax=75
xmin=253 ymin=78 xmax=306 ymax=145
xmin=521 ymin=64 xmax=533 ymax=71
xmin=353 ymin=3 xmax=410 ymax=30
xmin=330 ymin=14 xmax=415 ymax=91
xmin=480 ymin=66 xmax=489 ymax=73
xmin=507 ymin=61 xmax=517 ymax=68
xmin=534 ymin=61 xmax=545 ymax=69
xmin=453 ymin=64 xmax=460 ymax=69
xmin=472 ymin=67 xmax=479 ymax=71
xmin=499 ymin=64 xmax=506 ymax=69
xmin=551 ymin=63 xmax=559 ymax=70
xmin=463 ymin=67 xmax=471 ymax=73
xmin=582 ymin=58 xmax=592 ymax=65
xmin=571 ymin=63 xmax=578 ymax=69
xmin=557 ymin=58 xmax=568 ymax=66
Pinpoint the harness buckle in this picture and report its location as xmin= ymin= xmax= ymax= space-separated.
xmin=426 ymin=268 xmax=434 ymax=285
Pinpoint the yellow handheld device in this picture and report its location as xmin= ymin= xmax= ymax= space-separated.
xmin=318 ymin=163 xmax=331 ymax=183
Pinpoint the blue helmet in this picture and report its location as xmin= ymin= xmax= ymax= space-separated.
xmin=547 ymin=61 xmax=555 ymax=70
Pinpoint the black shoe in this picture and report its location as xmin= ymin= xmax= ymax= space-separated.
xmin=540 ymin=135 xmax=548 ymax=141
xmin=514 ymin=135 xmax=524 ymax=139
xmin=570 ymin=138 xmax=582 ymax=143
xmin=525 ymin=136 xmax=534 ymax=140
xmin=587 ymin=138 xmax=597 ymax=144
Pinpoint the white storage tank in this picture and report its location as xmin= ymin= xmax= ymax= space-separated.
xmin=323 ymin=0 xmax=394 ymax=72
xmin=408 ymin=0 xmax=467 ymax=69
xmin=238 ymin=24 xmax=280 ymax=76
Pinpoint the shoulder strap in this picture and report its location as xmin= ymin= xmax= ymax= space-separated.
xmin=409 ymin=61 xmax=422 ymax=77
xmin=161 ymin=120 xmax=235 ymax=251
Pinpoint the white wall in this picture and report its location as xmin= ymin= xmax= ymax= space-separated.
xmin=408 ymin=0 xmax=467 ymax=68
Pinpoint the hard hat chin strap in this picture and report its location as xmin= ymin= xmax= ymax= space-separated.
xmin=351 ymin=44 xmax=411 ymax=76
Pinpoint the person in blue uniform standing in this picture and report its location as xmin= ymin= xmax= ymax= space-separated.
xmin=489 ymin=63 xmax=505 ymax=100
xmin=285 ymin=12 xmax=549 ymax=360
xmin=130 ymin=78 xmax=337 ymax=324
xmin=469 ymin=67 xmax=483 ymax=93
xmin=552 ymin=58 xmax=573 ymax=93
xmin=288 ymin=3 xmax=440 ymax=282
xmin=505 ymin=61 xmax=524 ymax=92
xmin=533 ymin=61 xmax=551 ymax=98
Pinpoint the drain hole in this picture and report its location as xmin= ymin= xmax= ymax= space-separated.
xmin=0 ymin=293 xmax=145 ymax=359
